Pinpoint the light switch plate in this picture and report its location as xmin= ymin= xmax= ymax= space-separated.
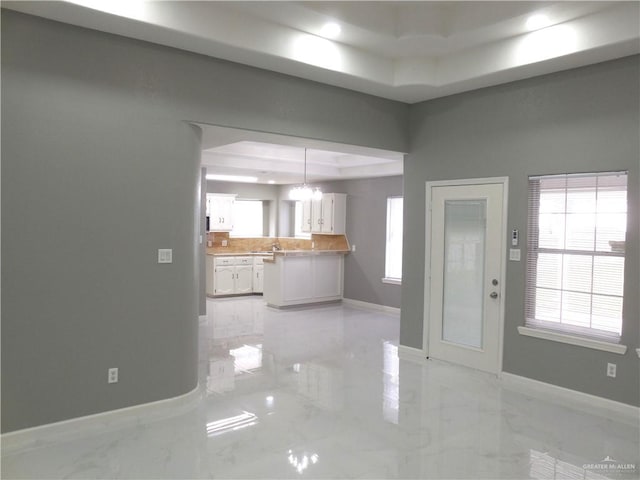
xmin=158 ymin=249 xmax=173 ymax=264
xmin=509 ymin=249 xmax=521 ymax=261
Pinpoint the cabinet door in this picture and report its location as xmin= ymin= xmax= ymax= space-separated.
xmin=301 ymin=200 xmax=313 ymax=233
xmin=210 ymin=195 xmax=235 ymax=231
xmin=219 ymin=196 xmax=235 ymax=229
xmin=322 ymin=193 xmax=346 ymax=234
xmin=321 ymin=194 xmax=334 ymax=233
xmin=311 ymin=197 xmax=323 ymax=233
xmin=214 ymin=266 xmax=235 ymax=295
xmin=235 ymin=265 xmax=254 ymax=294
xmin=253 ymin=266 xmax=264 ymax=293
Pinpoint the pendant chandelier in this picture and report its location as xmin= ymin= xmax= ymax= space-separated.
xmin=289 ymin=148 xmax=322 ymax=201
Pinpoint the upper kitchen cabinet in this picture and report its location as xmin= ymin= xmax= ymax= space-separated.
xmin=207 ymin=193 xmax=236 ymax=231
xmin=304 ymin=193 xmax=347 ymax=234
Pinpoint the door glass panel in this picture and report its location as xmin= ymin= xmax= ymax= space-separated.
xmin=442 ymin=200 xmax=486 ymax=348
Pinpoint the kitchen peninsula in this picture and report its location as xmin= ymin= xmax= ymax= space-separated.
xmin=206 ymin=233 xmax=349 ymax=305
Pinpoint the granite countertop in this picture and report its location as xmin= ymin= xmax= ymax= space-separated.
xmin=263 ymin=249 xmax=350 ymax=263
xmin=207 ymin=248 xmax=349 ymax=262
xmin=206 ymin=250 xmax=274 ymax=257
xmin=207 ymin=249 xmax=349 ymax=260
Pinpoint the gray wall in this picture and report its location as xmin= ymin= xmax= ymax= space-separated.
xmin=401 ymin=56 xmax=640 ymax=406
xmin=281 ymin=176 xmax=404 ymax=309
xmin=1 ymin=10 xmax=408 ymax=432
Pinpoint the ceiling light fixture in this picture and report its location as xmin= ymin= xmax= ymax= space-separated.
xmin=289 ymin=148 xmax=322 ymax=201
xmin=320 ymin=22 xmax=341 ymax=39
xmin=526 ymin=14 xmax=551 ymax=31
xmin=206 ymin=174 xmax=258 ymax=183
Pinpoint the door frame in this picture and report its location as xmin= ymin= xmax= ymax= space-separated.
xmin=422 ymin=177 xmax=509 ymax=375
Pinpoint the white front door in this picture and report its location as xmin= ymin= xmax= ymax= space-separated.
xmin=426 ymin=180 xmax=506 ymax=374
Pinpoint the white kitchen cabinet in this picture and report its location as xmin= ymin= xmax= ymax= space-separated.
xmin=234 ymin=265 xmax=253 ymax=294
xmin=253 ymin=266 xmax=264 ymax=293
xmin=263 ymin=253 xmax=344 ymax=307
xmin=301 ymin=200 xmax=313 ymax=233
xmin=305 ymin=193 xmax=347 ymax=234
xmin=206 ymin=256 xmax=255 ymax=296
xmin=207 ymin=194 xmax=236 ymax=231
xmin=213 ymin=265 xmax=235 ymax=295
xmin=251 ymin=256 xmax=270 ymax=294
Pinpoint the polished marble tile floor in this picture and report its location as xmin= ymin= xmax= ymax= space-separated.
xmin=2 ymin=297 xmax=638 ymax=479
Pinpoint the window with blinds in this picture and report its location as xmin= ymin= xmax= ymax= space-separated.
xmin=525 ymin=172 xmax=627 ymax=342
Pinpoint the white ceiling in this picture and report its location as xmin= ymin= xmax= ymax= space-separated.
xmin=5 ymin=1 xmax=639 ymax=104
xmin=198 ymin=124 xmax=404 ymax=185
xmin=5 ymin=1 xmax=638 ymax=183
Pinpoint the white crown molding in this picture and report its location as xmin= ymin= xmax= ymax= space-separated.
xmin=4 ymin=2 xmax=638 ymax=103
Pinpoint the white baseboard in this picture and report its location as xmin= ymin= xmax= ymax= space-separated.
xmin=342 ymin=298 xmax=400 ymax=315
xmin=1 ymin=383 xmax=202 ymax=454
xmin=501 ymin=372 xmax=639 ymax=423
xmin=398 ymin=345 xmax=427 ymax=363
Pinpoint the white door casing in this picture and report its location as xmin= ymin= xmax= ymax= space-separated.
xmin=424 ymin=178 xmax=508 ymax=374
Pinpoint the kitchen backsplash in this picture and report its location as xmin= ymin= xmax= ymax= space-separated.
xmin=206 ymin=232 xmax=349 ymax=252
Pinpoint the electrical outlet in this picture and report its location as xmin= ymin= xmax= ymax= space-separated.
xmin=606 ymin=363 xmax=616 ymax=378
xmin=108 ymin=367 xmax=119 ymax=384
xmin=351 ymin=244 xmax=356 ymax=252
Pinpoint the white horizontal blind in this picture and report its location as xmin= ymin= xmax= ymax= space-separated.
xmin=385 ymin=197 xmax=403 ymax=280
xmin=525 ymin=172 xmax=627 ymax=342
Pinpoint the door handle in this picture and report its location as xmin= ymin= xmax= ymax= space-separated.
xmin=489 ymin=291 xmax=499 ymax=299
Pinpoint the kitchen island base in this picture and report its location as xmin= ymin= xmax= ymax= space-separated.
xmin=263 ymin=253 xmax=344 ymax=308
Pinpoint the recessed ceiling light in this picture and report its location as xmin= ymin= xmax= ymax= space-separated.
xmin=206 ymin=174 xmax=258 ymax=183
xmin=268 ymin=180 xmax=276 ymax=184
xmin=526 ymin=14 xmax=551 ymax=31
xmin=320 ymin=22 xmax=341 ymax=39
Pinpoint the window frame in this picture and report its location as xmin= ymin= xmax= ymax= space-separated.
xmin=522 ymin=171 xmax=628 ymax=352
xmin=230 ymin=199 xmax=264 ymax=238
xmin=383 ymin=196 xmax=403 ymax=284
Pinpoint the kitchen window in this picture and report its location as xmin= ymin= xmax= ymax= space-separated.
xmin=522 ymin=172 xmax=628 ymax=349
xmin=231 ymin=200 xmax=264 ymax=237
xmin=383 ymin=196 xmax=403 ymax=284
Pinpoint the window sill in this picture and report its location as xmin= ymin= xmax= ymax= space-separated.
xmin=517 ymin=326 xmax=627 ymax=355
xmin=382 ymin=277 xmax=402 ymax=285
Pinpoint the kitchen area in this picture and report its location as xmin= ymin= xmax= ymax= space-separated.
xmin=205 ymin=191 xmax=350 ymax=308
xmin=198 ymin=125 xmax=404 ymax=404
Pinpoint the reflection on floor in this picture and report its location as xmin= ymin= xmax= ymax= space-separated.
xmin=2 ymin=297 xmax=638 ymax=479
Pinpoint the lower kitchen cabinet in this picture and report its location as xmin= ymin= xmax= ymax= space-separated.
xmin=253 ymin=266 xmax=264 ymax=293
xmin=206 ymin=255 xmax=271 ymax=296
xmin=263 ymin=253 xmax=345 ymax=307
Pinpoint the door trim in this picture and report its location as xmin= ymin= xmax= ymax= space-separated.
xmin=422 ymin=177 xmax=509 ymax=375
